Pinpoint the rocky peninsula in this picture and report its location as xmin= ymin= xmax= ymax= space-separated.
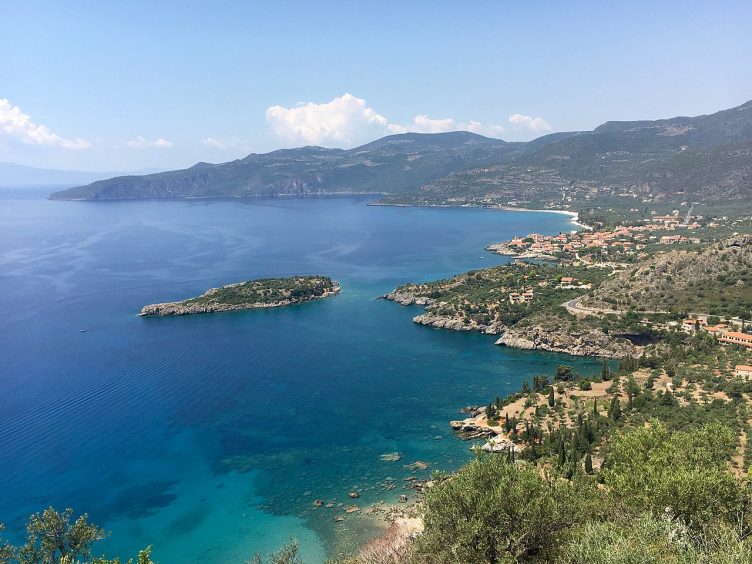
xmin=382 ymin=264 xmax=642 ymax=359
xmin=140 ymin=275 xmax=340 ymax=316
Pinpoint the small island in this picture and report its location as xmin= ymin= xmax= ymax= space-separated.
xmin=139 ymin=275 xmax=340 ymax=316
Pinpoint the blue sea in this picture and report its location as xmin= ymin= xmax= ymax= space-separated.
xmin=0 ymin=191 xmax=605 ymax=562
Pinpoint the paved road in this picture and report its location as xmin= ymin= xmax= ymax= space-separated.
xmin=563 ymin=298 xmax=668 ymax=317
xmin=563 ymin=298 xmax=625 ymax=316
xmin=562 ymin=299 xmax=752 ymax=329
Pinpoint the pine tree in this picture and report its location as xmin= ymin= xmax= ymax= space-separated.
xmin=600 ymin=361 xmax=611 ymax=381
xmin=548 ymin=386 xmax=555 ymax=407
xmin=585 ymin=453 xmax=593 ymax=474
xmin=608 ymin=396 xmax=622 ymax=421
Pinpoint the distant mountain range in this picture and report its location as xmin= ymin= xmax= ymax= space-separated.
xmin=395 ymin=100 xmax=752 ymax=208
xmin=49 ymin=132 xmax=532 ymax=200
xmin=0 ymin=163 xmax=161 ymax=188
xmin=49 ymin=100 xmax=752 ymax=206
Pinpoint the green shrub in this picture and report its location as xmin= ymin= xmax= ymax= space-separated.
xmin=415 ymin=457 xmax=596 ymax=562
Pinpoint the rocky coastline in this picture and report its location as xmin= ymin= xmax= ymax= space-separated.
xmin=383 ymin=288 xmax=640 ymax=359
xmin=495 ymin=325 xmax=642 ymax=359
xmin=412 ymin=313 xmax=502 ymax=334
xmin=382 ymin=290 xmax=501 ymax=334
xmin=449 ymin=408 xmax=521 ymax=454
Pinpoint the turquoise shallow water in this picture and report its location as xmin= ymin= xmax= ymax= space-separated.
xmin=0 ymin=193 xmax=604 ymax=562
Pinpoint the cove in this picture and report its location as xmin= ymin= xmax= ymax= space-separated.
xmin=0 ymin=194 xmax=605 ymax=562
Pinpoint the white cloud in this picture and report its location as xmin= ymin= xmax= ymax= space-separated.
xmin=266 ymin=93 xmax=403 ymax=147
xmin=126 ymin=136 xmax=173 ymax=149
xmin=508 ymin=113 xmax=552 ymax=132
xmin=0 ymin=98 xmax=91 ymax=149
xmin=265 ymin=93 xmax=506 ymax=147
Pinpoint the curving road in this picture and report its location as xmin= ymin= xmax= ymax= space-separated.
xmin=563 ymin=297 xmax=669 ymax=317
xmin=563 ymin=297 xmax=624 ymax=316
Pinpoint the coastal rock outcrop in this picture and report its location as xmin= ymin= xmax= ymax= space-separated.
xmin=382 ymin=291 xmax=434 ymax=306
xmin=480 ymin=435 xmax=521 ymax=454
xmin=413 ymin=313 xmax=503 ymax=334
xmin=496 ymin=325 xmax=642 ymax=359
xmin=449 ymin=418 xmax=497 ymax=439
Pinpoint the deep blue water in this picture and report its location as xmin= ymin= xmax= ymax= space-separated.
xmin=0 ymin=192 xmax=604 ymax=562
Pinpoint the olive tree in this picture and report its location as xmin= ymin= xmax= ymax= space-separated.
xmin=415 ymin=456 xmax=596 ymax=563
xmin=16 ymin=508 xmax=106 ymax=564
xmin=603 ymin=422 xmax=743 ymax=529
xmin=1 ymin=509 xmax=153 ymax=564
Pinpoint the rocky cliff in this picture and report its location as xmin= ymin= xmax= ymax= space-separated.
xmin=384 ymin=286 xmax=640 ymax=358
xmin=496 ymin=325 xmax=642 ymax=359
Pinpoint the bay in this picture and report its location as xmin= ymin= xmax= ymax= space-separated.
xmin=0 ymin=193 xmax=604 ymax=562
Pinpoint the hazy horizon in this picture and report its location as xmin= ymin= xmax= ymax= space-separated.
xmin=2 ymin=1 xmax=750 ymax=173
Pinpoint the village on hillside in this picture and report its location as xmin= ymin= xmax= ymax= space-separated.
xmin=486 ymin=209 xmax=721 ymax=263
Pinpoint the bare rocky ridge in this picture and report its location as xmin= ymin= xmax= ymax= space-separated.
xmin=584 ymin=234 xmax=752 ymax=314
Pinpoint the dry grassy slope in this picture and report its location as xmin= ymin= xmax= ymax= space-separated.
xmin=585 ymin=235 xmax=752 ymax=315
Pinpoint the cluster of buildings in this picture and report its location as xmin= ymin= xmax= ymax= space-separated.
xmin=508 ymin=289 xmax=534 ymax=304
xmin=719 ymin=332 xmax=752 ymax=349
xmin=681 ymin=318 xmax=752 ymax=349
xmin=489 ymin=217 xmax=702 ymax=264
xmin=485 ymin=208 xmax=714 ymax=265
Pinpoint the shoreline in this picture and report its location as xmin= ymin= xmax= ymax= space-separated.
xmin=495 ymin=205 xmax=593 ymax=231
xmin=49 ymin=191 xmax=594 ymax=232
xmin=369 ymin=200 xmax=594 ymax=231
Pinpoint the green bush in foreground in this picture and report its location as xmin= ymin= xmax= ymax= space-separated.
xmin=407 ymin=422 xmax=751 ymax=563
xmin=602 ymin=422 xmax=743 ymax=528
xmin=562 ymin=514 xmax=752 ymax=564
xmin=0 ymin=508 xmax=152 ymax=564
xmin=415 ymin=457 xmax=596 ymax=563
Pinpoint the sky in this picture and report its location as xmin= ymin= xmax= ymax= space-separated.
xmin=1 ymin=0 xmax=751 ymax=172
